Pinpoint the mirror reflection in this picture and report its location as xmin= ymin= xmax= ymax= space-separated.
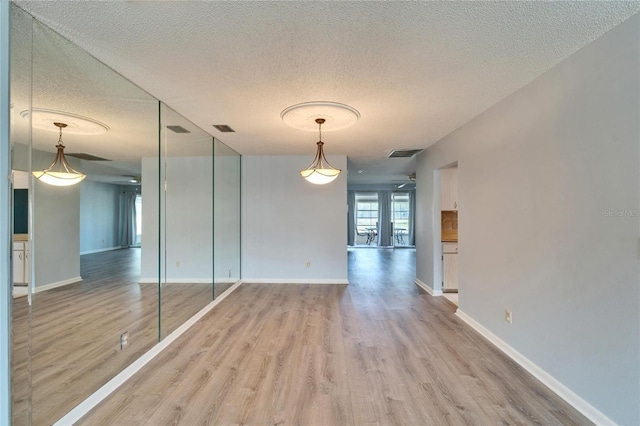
xmin=214 ymin=140 xmax=241 ymax=296
xmin=10 ymin=6 xmax=33 ymax=426
xmin=158 ymin=104 xmax=214 ymax=338
xmin=10 ymin=4 xmax=242 ymax=424
xmin=28 ymin=17 xmax=159 ymax=425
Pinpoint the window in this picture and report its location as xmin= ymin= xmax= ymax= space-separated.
xmin=392 ymin=193 xmax=409 ymax=230
xmin=392 ymin=192 xmax=410 ymax=246
xmin=355 ymin=193 xmax=378 ymax=229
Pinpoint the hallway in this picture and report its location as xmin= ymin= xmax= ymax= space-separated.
xmin=78 ymin=248 xmax=588 ymax=425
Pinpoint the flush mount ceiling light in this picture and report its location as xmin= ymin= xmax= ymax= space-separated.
xmin=32 ymin=122 xmax=86 ymax=186
xmin=21 ymin=108 xmax=110 ymax=135
xmin=300 ymin=118 xmax=342 ymax=185
xmin=281 ymin=101 xmax=360 ymax=132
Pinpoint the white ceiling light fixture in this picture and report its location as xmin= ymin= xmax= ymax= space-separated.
xmin=32 ymin=122 xmax=86 ymax=186
xmin=22 ymin=108 xmax=110 ymax=135
xmin=283 ymin=101 xmax=359 ymax=185
xmin=299 ymin=118 xmax=341 ymax=185
xmin=281 ymin=101 xmax=360 ymax=132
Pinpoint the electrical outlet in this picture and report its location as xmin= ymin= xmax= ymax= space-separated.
xmin=505 ymin=309 xmax=512 ymax=324
xmin=305 ymin=261 xmax=311 ymax=268
xmin=120 ymin=331 xmax=129 ymax=350
xmin=228 ymin=268 xmax=232 ymax=278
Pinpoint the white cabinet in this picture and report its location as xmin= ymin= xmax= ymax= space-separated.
xmin=13 ymin=241 xmax=28 ymax=284
xmin=441 ymin=167 xmax=458 ymax=211
xmin=442 ymin=242 xmax=458 ymax=291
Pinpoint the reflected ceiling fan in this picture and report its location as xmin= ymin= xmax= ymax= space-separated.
xmin=121 ymin=175 xmax=141 ymax=184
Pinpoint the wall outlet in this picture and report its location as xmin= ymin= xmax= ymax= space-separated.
xmin=120 ymin=331 xmax=129 ymax=350
xmin=305 ymin=261 xmax=311 ymax=268
xmin=505 ymin=309 xmax=513 ymax=324
xmin=228 ymin=268 xmax=232 ymax=278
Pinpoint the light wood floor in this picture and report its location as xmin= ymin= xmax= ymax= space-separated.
xmin=12 ymin=248 xmax=234 ymax=426
xmin=78 ymin=248 xmax=590 ymax=425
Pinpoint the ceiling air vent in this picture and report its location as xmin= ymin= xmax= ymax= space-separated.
xmin=166 ymin=125 xmax=191 ymax=133
xmin=387 ymin=149 xmax=422 ymax=158
xmin=213 ymin=124 xmax=235 ymax=133
xmin=66 ymin=153 xmax=111 ymax=161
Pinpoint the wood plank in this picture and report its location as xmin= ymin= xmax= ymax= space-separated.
xmin=11 ymin=248 xmax=233 ymax=426
xmin=76 ymin=248 xmax=591 ymax=425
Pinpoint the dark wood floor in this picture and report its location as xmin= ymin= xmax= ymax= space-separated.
xmin=77 ymin=248 xmax=590 ymax=425
xmin=12 ymin=248 xmax=233 ymax=426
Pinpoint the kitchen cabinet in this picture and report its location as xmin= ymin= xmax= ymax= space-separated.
xmin=441 ymin=167 xmax=458 ymax=211
xmin=442 ymin=242 xmax=458 ymax=292
xmin=13 ymin=241 xmax=28 ymax=284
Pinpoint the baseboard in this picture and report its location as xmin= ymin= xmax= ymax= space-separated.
xmin=54 ymin=279 xmax=244 ymax=426
xmin=139 ymin=278 xmax=213 ymax=284
xmin=80 ymin=246 xmax=123 ymax=255
xmin=414 ymin=278 xmax=442 ymax=296
xmin=214 ymin=278 xmax=238 ymax=284
xmin=34 ymin=276 xmax=82 ymax=293
xmin=241 ymin=278 xmax=349 ymax=284
xmin=455 ymin=309 xmax=614 ymax=426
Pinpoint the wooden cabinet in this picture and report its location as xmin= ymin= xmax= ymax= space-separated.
xmin=442 ymin=243 xmax=458 ymax=291
xmin=441 ymin=167 xmax=458 ymax=211
xmin=13 ymin=241 xmax=28 ymax=284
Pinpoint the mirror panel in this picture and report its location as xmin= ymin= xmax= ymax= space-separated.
xmin=28 ymin=17 xmax=160 ymax=425
xmin=10 ymin=5 xmax=33 ymax=425
xmin=214 ymin=139 xmax=241 ymax=296
xmin=159 ymin=103 xmax=214 ymax=338
xmin=9 ymin=5 xmax=242 ymax=424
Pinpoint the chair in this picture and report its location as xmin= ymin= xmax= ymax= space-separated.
xmin=355 ymin=227 xmax=369 ymax=245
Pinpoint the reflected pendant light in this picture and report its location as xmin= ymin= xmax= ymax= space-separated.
xmin=32 ymin=122 xmax=86 ymax=186
xmin=300 ymin=118 xmax=341 ymax=185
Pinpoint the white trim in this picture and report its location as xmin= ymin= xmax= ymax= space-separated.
xmin=214 ymin=278 xmax=237 ymax=284
xmin=34 ymin=276 xmax=82 ymax=293
xmin=241 ymin=278 xmax=349 ymax=285
xmin=414 ymin=278 xmax=442 ymax=296
xmin=80 ymin=246 xmax=123 ymax=255
xmin=54 ymin=280 xmax=243 ymax=426
xmin=455 ymin=309 xmax=615 ymax=426
xmin=139 ymin=278 xmax=213 ymax=284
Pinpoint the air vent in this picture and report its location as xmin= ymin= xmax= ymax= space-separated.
xmin=166 ymin=125 xmax=191 ymax=133
xmin=213 ymin=124 xmax=235 ymax=133
xmin=66 ymin=153 xmax=111 ymax=161
xmin=387 ymin=149 xmax=422 ymax=158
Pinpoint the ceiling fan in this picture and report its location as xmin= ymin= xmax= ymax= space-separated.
xmin=393 ymin=173 xmax=416 ymax=188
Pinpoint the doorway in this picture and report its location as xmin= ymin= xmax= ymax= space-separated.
xmin=437 ymin=163 xmax=459 ymax=306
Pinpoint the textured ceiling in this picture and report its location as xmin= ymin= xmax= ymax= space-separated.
xmin=14 ymin=1 xmax=640 ymax=184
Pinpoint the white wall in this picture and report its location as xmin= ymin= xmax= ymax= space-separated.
xmin=242 ymin=155 xmax=348 ymax=283
xmin=141 ymin=156 xmax=213 ymax=282
xmin=415 ymin=15 xmax=639 ymax=425
xmin=33 ymin=179 xmax=81 ymax=289
xmin=79 ymin=181 xmax=120 ymax=254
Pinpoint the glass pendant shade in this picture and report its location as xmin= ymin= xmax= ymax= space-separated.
xmin=300 ymin=142 xmax=341 ymax=184
xmin=300 ymin=119 xmax=341 ymax=185
xmin=32 ymin=122 xmax=86 ymax=186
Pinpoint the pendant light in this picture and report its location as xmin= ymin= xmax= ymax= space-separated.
xmin=32 ymin=122 xmax=86 ymax=186
xmin=300 ymin=118 xmax=341 ymax=185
